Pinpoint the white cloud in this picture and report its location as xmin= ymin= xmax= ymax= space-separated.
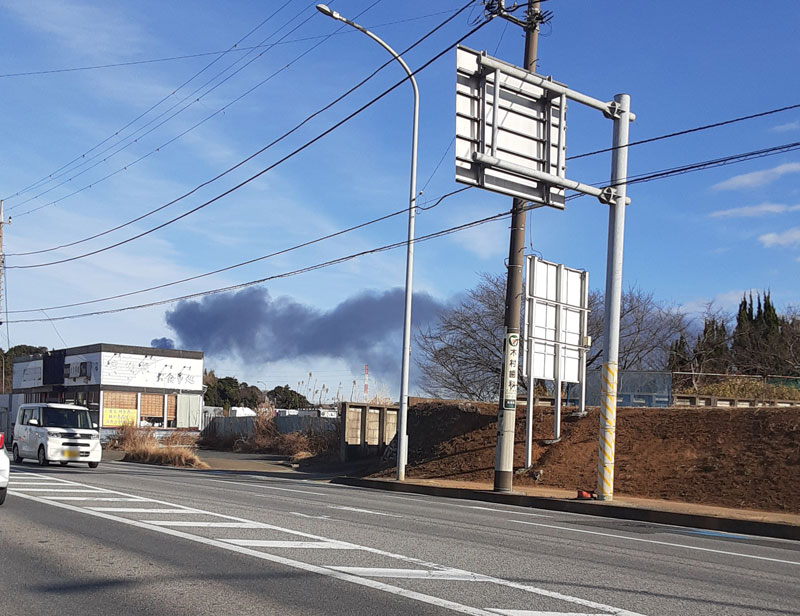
xmin=1 ymin=0 xmax=146 ymax=60
xmin=681 ymin=289 xmax=758 ymax=316
xmin=449 ymin=217 xmax=508 ymax=259
xmin=709 ymin=202 xmax=800 ymax=218
xmin=712 ymin=162 xmax=800 ymax=191
xmin=772 ymin=121 xmax=800 ymax=133
xmin=759 ymin=227 xmax=800 ymax=248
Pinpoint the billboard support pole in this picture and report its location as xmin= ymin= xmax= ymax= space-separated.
xmin=494 ymin=0 xmax=541 ymax=494
xmin=524 ymin=256 xmax=534 ymax=468
xmin=597 ymin=93 xmax=631 ymax=502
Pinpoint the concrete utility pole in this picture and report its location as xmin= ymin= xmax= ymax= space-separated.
xmin=494 ymin=1 xmax=541 ymax=493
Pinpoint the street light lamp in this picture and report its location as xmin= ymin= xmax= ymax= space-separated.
xmin=316 ymin=4 xmax=418 ymax=481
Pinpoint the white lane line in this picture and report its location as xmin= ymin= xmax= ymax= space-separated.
xmin=88 ymin=508 xmax=202 ymax=513
xmin=8 ymin=481 xmax=63 ymax=485
xmin=16 ymin=475 xmax=646 ymax=616
xmin=466 ymin=505 xmax=549 ymax=518
xmin=42 ymin=497 xmax=148 ymax=501
xmin=220 ymin=540 xmax=360 ymax=549
xmin=146 ymin=521 xmax=266 ymax=528
xmin=204 ymin=477 xmax=327 ymax=496
xmin=365 ymin=491 xmax=553 ymax=518
xmin=289 ymin=512 xmax=332 ymax=520
xmin=12 ymin=492 xmax=499 ymax=616
xmin=488 ymin=611 xmax=605 ymax=616
xmin=509 ymin=520 xmax=800 ymax=566
xmin=329 ymin=505 xmax=401 ymax=518
xmin=330 ymin=567 xmax=487 ymax=581
xmin=10 ymin=488 xmax=105 ymax=492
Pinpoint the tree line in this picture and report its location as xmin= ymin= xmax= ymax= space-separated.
xmin=415 ymin=274 xmax=800 ymax=402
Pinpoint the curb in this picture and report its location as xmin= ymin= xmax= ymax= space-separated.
xmin=331 ymin=477 xmax=800 ymax=541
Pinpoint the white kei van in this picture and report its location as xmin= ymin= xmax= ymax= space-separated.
xmin=12 ymin=403 xmax=101 ymax=468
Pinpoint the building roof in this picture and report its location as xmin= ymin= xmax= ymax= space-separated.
xmin=12 ymin=343 xmax=203 ymax=364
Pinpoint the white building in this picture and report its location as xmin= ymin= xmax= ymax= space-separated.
xmin=11 ymin=343 xmax=204 ymax=432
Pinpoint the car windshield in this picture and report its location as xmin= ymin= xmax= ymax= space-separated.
xmin=41 ymin=408 xmax=92 ymax=429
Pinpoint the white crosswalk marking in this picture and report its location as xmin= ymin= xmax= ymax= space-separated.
xmin=10 ymin=471 xmax=646 ymax=616
xmin=88 ymin=508 xmax=202 ymax=513
xmin=329 ymin=567 xmax=487 ymax=581
xmin=220 ymin=540 xmax=360 ymax=549
xmin=146 ymin=521 xmax=265 ymax=528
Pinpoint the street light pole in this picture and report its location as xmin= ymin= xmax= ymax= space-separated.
xmin=316 ymin=4 xmax=419 ymax=482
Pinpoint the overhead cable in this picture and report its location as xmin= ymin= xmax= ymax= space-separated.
xmin=6 ymin=186 xmax=470 ymax=315
xmin=7 ymin=2 xmax=320 ymax=210
xmin=5 ymin=208 xmax=512 ymax=324
xmin=6 ymin=3 xmax=487 ymax=267
xmin=568 ymin=102 xmax=800 ymax=161
xmin=4 ymin=1 xmax=295 ymax=203
xmin=8 ymin=2 xmax=382 ymax=223
xmin=0 ymin=9 xmax=462 ymax=79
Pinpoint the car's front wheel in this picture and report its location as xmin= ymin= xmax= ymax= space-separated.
xmin=88 ymin=461 xmax=99 ymax=469
xmin=0 ymin=487 xmax=6 ymax=505
xmin=38 ymin=446 xmax=49 ymax=466
xmin=12 ymin=444 xmax=22 ymax=464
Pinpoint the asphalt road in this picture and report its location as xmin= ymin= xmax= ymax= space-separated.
xmin=1 ymin=461 xmax=798 ymax=616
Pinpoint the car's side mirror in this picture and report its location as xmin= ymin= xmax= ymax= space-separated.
xmin=93 ymin=423 xmax=98 ymax=429
xmin=29 ymin=418 xmax=39 ymax=426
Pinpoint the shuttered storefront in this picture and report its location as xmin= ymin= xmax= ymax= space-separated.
xmin=141 ymin=393 xmax=164 ymax=426
xmin=166 ymin=394 xmax=177 ymax=428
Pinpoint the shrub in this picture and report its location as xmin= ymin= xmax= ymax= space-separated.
xmin=111 ymin=425 xmax=209 ymax=469
xmin=234 ymin=412 xmax=339 ymax=461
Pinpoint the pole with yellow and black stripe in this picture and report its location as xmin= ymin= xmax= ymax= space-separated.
xmin=597 ymin=93 xmax=632 ymax=502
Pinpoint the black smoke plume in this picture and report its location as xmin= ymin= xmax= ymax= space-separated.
xmin=150 ymin=337 xmax=175 ymax=350
xmin=160 ymin=287 xmax=446 ymax=382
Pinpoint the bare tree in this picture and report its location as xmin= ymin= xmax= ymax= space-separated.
xmin=417 ymin=275 xmax=687 ymax=402
xmin=588 ymin=286 xmax=688 ymax=371
xmin=416 ymin=274 xmax=507 ymax=401
xmin=774 ymin=304 xmax=800 ymax=376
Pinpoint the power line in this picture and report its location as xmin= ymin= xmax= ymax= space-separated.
xmin=564 ymin=139 xmax=800 ymax=202
xmin=7 ymin=187 xmax=468 ymax=314
xmin=0 ymin=9 xmax=463 ymax=79
xmin=4 ymin=2 xmax=295 ymax=203
xmin=7 ymin=3 xmax=320 ymax=210
xmin=15 ymin=134 xmax=800 ymax=323
xmin=568 ymin=102 xmax=800 ymax=161
xmin=5 ymin=187 xmax=465 ymax=315
xmin=6 ymin=4 xmax=487 ymax=267
xmin=5 ymin=208 xmax=512 ymax=324
xmin=7 ymin=3 xmax=383 ymax=225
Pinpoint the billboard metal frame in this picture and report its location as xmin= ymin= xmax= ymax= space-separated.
xmin=455 ymin=46 xmax=634 ymax=501
xmin=521 ymin=256 xmax=590 ymax=462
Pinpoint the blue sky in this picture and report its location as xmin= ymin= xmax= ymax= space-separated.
xmin=1 ymin=0 xmax=799 ymax=400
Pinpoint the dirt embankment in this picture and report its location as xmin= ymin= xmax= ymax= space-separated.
xmin=375 ymin=402 xmax=800 ymax=513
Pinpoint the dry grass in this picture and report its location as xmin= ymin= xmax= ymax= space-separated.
xmin=111 ymin=424 xmax=209 ymax=469
xmin=677 ymin=377 xmax=800 ymax=401
xmin=233 ymin=413 xmax=339 ymax=462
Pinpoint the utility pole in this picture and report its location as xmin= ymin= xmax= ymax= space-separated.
xmin=494 ymin=1 xmax=542 ymax=493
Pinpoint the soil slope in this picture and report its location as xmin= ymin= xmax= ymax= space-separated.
xmin=376 ymin=402 xmax=800 ymax=513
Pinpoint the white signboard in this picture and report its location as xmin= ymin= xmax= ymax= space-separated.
xmin=502 ymin=333 xmax=520 ymax=410
xmin=455 ymin=46 xmax=567 ymax=208
xmin=100 ymin=352 xmax=203 ymax=390
xmin=13 ymin=359 xmax=43 ymax=389
xmin=524 ymin=257 xmax=589 ymax=383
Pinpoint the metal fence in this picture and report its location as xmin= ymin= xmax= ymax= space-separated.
xmin=585 ymin=370 xmax=672 ymax=407
xmin=582 ymin=371 xmax=800 ymax=408
xmin=202 ymin=415 xmax=338 ymax=440
xmin=672 ymin=372 xmax=800 ymax=407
